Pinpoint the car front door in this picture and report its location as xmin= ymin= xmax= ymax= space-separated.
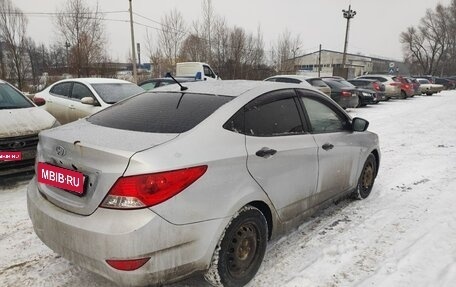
xmin=242 ymin=89 xmax=319 ymax=222
xmin=69 ymin=82 xmax=101 ymax=122
xmin=297 ymin=89 xmax=361 ymax=200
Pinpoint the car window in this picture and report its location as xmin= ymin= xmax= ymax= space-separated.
xmin=50 ymin=82 xmax=72 ymax=98
xmin=158 ymin=81 xmax=173 ymax=87
xmin=0 ymin=83 xmax=34 ymax=109
xmin=242 ymin=89 xmax=304 ymax=137
xmin=264 ymin=78 xmax=276 ymax=82
xmin=274 ymin=78 xmax=301 ymax=84
xmin=88 ymin=92 xmax=233 ymax=133
xmin=300 ymin=96 xmax=348 ymax=133
xmin=91 ymin=83 xmax=144 ymax=104
xmin=203 ymin=65 xmax=215 ymax=78
xmin=71 ymin=83 xmax=94 ymax=100
xmin=139 ymin=81 xmax=158 ymax=91
xmin=309 ymin=79 xmax=328 ymax=87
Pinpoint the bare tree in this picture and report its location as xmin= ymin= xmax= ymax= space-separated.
xmin=158 ymin=8 xmax=187 ymax=72
xmin=270 ymin=29 xmax=301 ymax=74
xmin=56 ymin=0 xmax=106 ymax=77
xmin=0 ymin=0 xmax=29 ymax=89
xmin=401 ymin=4 xmax=449 ymax=75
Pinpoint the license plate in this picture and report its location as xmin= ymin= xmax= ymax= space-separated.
xmin=37 ymin=162 xmax=85 ymax=195
xmin=0 ymin=151 xmax=22 ymax=161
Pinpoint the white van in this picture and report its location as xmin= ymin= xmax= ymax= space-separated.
xmin=176 ymin=62 xmax=220 ymax=81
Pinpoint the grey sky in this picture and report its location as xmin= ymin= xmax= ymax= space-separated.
xmin=13 ymin=0 xmax=451 ymax=62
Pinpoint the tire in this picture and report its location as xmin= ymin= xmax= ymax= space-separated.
xmin=400 ymin=90 xmax=407 ymax=99
xmin=356 ymin=96 xmax=362 ymax=108
xmin=353 ymin=154 xmax=377 ymax=200
xmin=385 ymin=96 xmax=391 ymax=101
xmin=205 ymin=206 xmax=268 ymax=287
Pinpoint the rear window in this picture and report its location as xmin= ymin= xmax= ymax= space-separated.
xmin=309 ymin=79 xmax=328 ymax=87
xmin=91 ymin=83 xmax=144 ymax=104
xmin=88 ymin=92 xmax=233 ymax=133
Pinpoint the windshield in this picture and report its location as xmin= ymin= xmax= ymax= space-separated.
xmin=88 ymin=92 xmax=233 ymax=133
xmin=0 ymin=83 xmax=34 ymax=110
xmin=91 ymin=83 xmax=144 ymax=104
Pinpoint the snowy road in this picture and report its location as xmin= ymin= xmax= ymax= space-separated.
xmin=1 ymin=92 xmax=456 ymax=287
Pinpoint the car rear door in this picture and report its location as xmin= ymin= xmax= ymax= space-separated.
xmin=48 ymin=82 xmax=73 ymax=124
xmin=243 ymin=89 xmax=319 ymax=222
xmin=296 ymin=89 xmax=361 ymax=200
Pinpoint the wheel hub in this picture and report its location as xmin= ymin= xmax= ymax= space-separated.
xmin=227 ymin=222 xmax=258 ymax=277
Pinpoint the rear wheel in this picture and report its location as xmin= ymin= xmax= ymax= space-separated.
xmin=401 ymin=90 xmax=407 ymax=99
xmin=353 ymin=154 xmax=377 ymax=200
xmin=205 ymin=206 xmax=268 ymax=287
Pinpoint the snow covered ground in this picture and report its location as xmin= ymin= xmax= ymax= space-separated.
xmin=1 ymin=91 xmax=455 ymax=287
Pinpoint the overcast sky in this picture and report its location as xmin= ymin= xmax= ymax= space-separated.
xmin=13 ymin=0 xmax=452 ymax=62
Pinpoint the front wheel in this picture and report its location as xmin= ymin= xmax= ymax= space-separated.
xmin=205 ymin=206 xmax=268 ymax=287
xmin=353 ymin=154 xmax=377 ymax=199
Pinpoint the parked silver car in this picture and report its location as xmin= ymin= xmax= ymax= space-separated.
xmin=28 ymin=80 xmax=380 ymax=287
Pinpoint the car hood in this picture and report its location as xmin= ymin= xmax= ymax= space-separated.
xmin=36 ymin=119 xmax=179 ymax=215
xmin=0 ymin=107 xmax=56 ymax=138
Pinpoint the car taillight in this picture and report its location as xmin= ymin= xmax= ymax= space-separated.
xmin=372 ymin=82 xmax=380 ymax=91
xmin=404 ymin=84 xmax=410 ymax=89
xmin=341 ymin=90 xmax=352 ymax=97
xmin=101 ymin=165 xmax=208 ymax=209
xmin=106 ymin=258 xmax=150 ymax=271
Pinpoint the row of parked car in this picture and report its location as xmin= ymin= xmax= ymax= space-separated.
xmin=263 ymin=74 xmax=447 ymax=109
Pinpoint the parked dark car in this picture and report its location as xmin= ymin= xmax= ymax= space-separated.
xmin=322 ymin=78 xmax=373 ymax=108
xmin=348 ymin=79 xmax=387 ymax=102
xmin=407 ymin=77 xmax=421 ymax=96
xmin=434 ymin=77 xmax=454 ymax=90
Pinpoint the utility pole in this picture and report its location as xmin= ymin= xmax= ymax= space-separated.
xmin=342 ymin=5 xmax=356 ymax=68
xmin=318 ymin=44 xmax=322 ymax=77
xmin=65 ymin=41 xmax=70 ymax=74
xmin=129 ymin=0 xmax=138 ymax=83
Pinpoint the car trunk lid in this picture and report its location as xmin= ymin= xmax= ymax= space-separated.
xmin=35 ymin=120 xmax=178 ymax=215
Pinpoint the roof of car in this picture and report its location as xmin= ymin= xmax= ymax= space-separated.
xmin=53 ymin=78 xmax=133 ymax=85
xmin=266 ymin=74 xmax=320 ymax=80
xmin=152 ymin=80 xmax=316 ymax=97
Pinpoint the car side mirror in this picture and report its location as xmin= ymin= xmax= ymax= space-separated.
xmin=81 ymin=97 xmax=96 ymax=105
xmin=352 ymin=117 xmax=369 ymax=132
xmin=33 ymin=97 xmax=46 ymax=106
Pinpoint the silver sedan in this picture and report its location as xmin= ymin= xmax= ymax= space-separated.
xmin=28 ymin=80 xmax=380 ymax=287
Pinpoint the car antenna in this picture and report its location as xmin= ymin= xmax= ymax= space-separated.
xmin=165 ymin=72 xmax=188 ymax=91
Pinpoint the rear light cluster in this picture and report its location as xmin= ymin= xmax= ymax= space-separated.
xmin=341 ymin=90 xmax=352 ymax=97
xmin=101 ymin=165 xmax=208 ymax=209
xmin=372 ymin=82 xmax=380 ymax=91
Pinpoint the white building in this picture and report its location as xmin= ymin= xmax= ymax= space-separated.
xmin=291 ymin=49 xmax=408 ymax=79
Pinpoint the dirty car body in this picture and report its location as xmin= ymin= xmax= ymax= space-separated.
xmin=28 ymin=80 xmax=380 ymax=286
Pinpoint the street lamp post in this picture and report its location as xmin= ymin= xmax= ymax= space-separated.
xmin=64 ymin=41 xmax=70 ymax=75
xmin=342 ymin=5 xmax=356 ymax=68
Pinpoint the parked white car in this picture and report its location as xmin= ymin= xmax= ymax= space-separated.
xmin=176 ymin=62 xmax=220 ymax=80
xmin=264 ymin=75 xmax=331 ymax=97
xmin=34 ymin=78 xmax=144 ymax=124
xmin=356 ymin=74 xmax=401 ymax=99
xmin=0 ymin=79 xmax=58 ymax=176
xmin=416 ymin=78 xmax=444 ymax=96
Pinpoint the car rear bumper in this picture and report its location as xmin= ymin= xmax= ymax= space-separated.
xmin=27 ymin=178 xmax=226 ymax=286
xmin=338 ymin=94 xmax=359 ymax=108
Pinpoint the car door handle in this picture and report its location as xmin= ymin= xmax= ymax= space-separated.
xmin=255 ymin=147 xmax=277 ymax=158
xmin=322 ymin=143 xmax=334 ymax=151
